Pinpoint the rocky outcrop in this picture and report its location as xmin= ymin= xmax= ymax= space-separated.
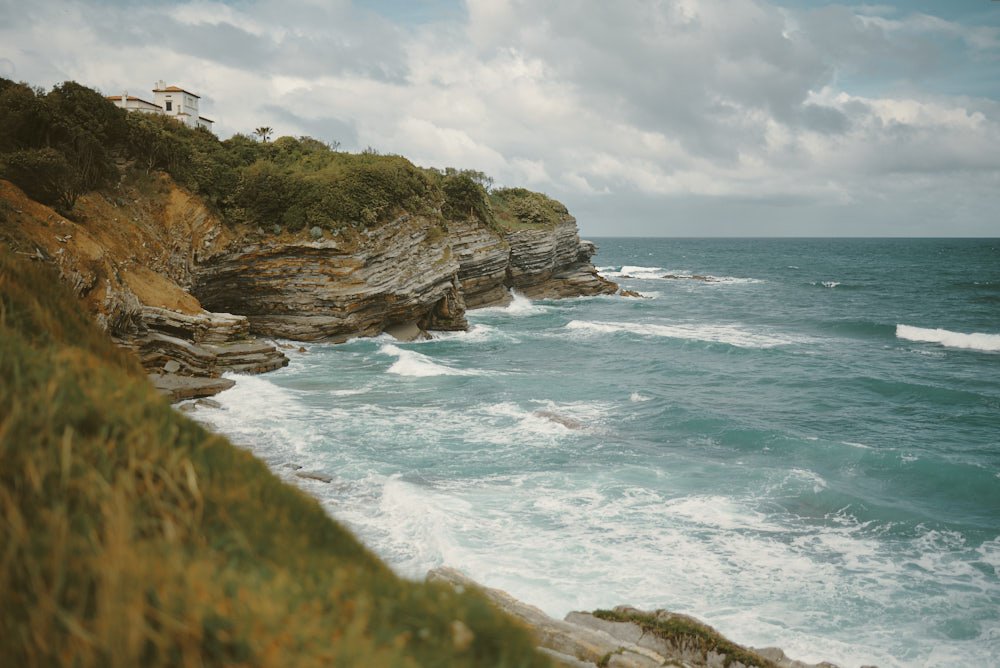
xmin=0 ymin=179 xmax=288 ymax=401
xmin=448 ymin=217 xmax=619 ymax=309
xmin=134 ymin=306 xmax=288 ymax=401
xmin=505 ymin=221 xmax=617 ymax=300
xmin=193 ymin=220 xmax=468 ymax=342
xmin=4 ymin=174 xmax=617 ymax=365
xmin=427 ymin=568 xmax=845 ymax=668
xmin=447 ymin=219 xmax=513 ymax=308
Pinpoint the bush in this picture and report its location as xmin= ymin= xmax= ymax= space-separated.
xmin=0 ymin=79 xmax=127 ymax=209
xmin=0 ymin=147 xmax=80 ymax=209
xmin=490 ymin=187 xmax=569 ymax=229
xmin=439 ymin=169 xmax=494 ymax=227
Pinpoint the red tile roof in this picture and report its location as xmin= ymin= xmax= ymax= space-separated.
xmin=152 ymin=85 xmax=200 ymax=98
xmin=106 ymin=95 xmax=160 ymax=107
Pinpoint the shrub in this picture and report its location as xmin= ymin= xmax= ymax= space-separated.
xmin=439 ymin=169 xmax=494 ymax=227
xmin=0 ymin=147 xmax=80 ymax=209
xmin=490 ymin=187 xmax=569 ymax=230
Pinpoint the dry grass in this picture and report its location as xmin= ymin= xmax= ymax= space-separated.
xmin=0 ymin=248 xmax=548 ymax=667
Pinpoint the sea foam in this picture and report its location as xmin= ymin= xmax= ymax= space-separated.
xmin=380 ymin=344 xmax=483 ymax=376
xmin=564 ymin=320 xmax=802 ymax=348
xmin=472 ymin=290 xmax=548 ymax=316
xmin=896 ymin=325 xmax=1000 ymax=352
xmin=600 ymin=265 xmax=760 ymax=284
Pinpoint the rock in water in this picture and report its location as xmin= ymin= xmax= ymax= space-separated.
xmin=426 ymin=567 xmax=847 ymax=668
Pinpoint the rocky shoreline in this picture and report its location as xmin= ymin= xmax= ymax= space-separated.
xmin=427 ymin=568 xmax=855 ymax=668
xmin=2 ymin=175 xmax=870 ymax=666
xmin=1 ymin=176 xmax=618 ymax=401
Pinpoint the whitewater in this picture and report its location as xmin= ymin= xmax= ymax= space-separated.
xmin=191 ymin=238 xmax=1000 ymax=667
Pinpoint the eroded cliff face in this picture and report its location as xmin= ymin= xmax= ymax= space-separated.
xmin=193 ymin=217 xmax=468 ymax=342
xmin=192 ymin=212 xmax=617 ymax=341
xmin=447 ymin=217 xmax=618 ymax=309
xmin=504 ymin=219 xmax=617 ymax=300
xmin=2 ymin=174 xmax=617 ymax=395
xmin=447 ymin=218 xmax=512 ymax=309
xmin=0 ymin=177 xmax=288 ymax=400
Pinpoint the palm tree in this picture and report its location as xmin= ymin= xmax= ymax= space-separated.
xmin=254 ymin=126 xmax=273 ymax=143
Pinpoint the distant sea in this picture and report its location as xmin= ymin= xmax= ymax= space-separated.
xmin=193 ymin=238 xmax=1000 ymax=667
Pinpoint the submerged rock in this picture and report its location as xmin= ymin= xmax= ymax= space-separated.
xmin=533 ymin=410 xmax=586 ymax=430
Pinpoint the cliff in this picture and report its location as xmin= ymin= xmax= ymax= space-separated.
xmin=0 ymin=177 xmax=289 ymax=401
xmin=1 ymin=171 xmax=617 ymax=378
xmin=192 ymin=212 xmax=617 ymax=341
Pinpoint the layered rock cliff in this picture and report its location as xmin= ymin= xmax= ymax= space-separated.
xmin=0 ymin=177 xmax=288 ymax=400
xmin=505 ymin=220 xmax=617 ymax=300
xmin=1 ymin=172 xmax=617 ymax=390
xmin=191 ymin=210 xmax=617 ymax=341
xmin=193 ymin=217 xmax=468 ymax=342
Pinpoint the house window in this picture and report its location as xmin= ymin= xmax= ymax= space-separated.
xmin=165 ymin=101 xmax=172 ymax=111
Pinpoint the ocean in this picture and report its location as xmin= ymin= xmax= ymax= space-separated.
xmin=191 ymin=238 xmax=1000 ymax=667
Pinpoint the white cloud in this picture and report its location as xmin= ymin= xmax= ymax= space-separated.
xmin=0 ymin=0 xmax=997 ymax=235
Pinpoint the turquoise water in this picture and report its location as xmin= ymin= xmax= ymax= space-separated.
xmin=196 ymin=238 xmax=1000 ymax=667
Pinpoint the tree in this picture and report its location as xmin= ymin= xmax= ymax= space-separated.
xmin=254 ymin=126 xmax=273 ymax=143
xmin=1 ymin=148 xmax=80 ymax=210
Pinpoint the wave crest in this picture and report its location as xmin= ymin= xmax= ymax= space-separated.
xmin=896 ymin=325 xmax=1000 ymax=352
xmin=380 ymin=344 xmax=484 ymax=376
xmin=564 ymin=320 xmax=804 ymax=348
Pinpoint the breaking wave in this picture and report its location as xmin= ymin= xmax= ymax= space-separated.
xmin=896 ymin=325 xmax=1000 ymax=353
xmin=379 ymin=344 xmax=485 ymax=376
xmin=564 ymin=320 xmax=804 ymax=348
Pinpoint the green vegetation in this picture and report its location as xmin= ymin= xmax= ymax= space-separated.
xmin=490 ymin=188 xmax=570 ymax=230
xmin=591 ymin=609 xmax=776 ymax=668
xmin=0 ymin=248 xmax=549 ymax=666
xmin=0 ymin=79 xmax=128 ymax=210
xmin=0 ymin=77 xmax=570 ymax=234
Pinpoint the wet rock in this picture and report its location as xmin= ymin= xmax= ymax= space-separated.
xmin=295 ymin=471 xmax=333 ymax=483
xmin=149 ymin=373 xmax=235 ymax=402
xmin=505 ymin=224 xmax=618 ymax=300
xmin=427 ymin=567 xmax=845 ymax=668
xmin=533 ymin=410 xmax=585 ymax=430
xmin=385 ymin=321 xmax=430 ymax=342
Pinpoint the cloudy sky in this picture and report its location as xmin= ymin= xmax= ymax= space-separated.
xmin=1 ymin=0 xmax=998 ymax=236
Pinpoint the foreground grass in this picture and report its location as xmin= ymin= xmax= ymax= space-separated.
xmin=0 ymin=248 xmax=547 ymax=667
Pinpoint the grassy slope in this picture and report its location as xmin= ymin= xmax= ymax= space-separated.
xmin=0 ymin=248 xmax=548 ymax=667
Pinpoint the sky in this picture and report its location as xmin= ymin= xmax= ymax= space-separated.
xmin=1 ymin=0 xmax=998 ymax=236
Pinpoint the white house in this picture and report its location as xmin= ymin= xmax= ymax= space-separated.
xmin=108 ymin=80 xmax=214 ymax=132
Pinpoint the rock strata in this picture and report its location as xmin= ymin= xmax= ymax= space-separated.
xmin=427 ymin=568 xmax=847 ymax=668
xmin=135 ymin=306 xmax=288 ymax=400
xmin=504 ymin=221 xmax=617 ymax=300
xmin=448 ymin=218 xmax=513 ymax=308
xmin=194 ymin=223 xmax=468 ymax=341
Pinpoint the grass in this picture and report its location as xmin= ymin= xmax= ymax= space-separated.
xmin=490 ymin=188 xmax=570 ymax=232
xmin=0 ymin=248 xmax=549 ymax=667
xmin=591 ymin=608 xmax=777 ymax=668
